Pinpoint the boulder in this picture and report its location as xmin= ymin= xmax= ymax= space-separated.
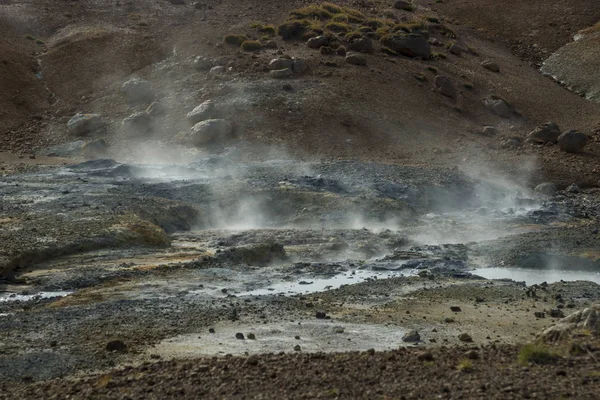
xmin=394 ymin=0 xmax=413 ymax=10
xmin=484 ymin=99 xmax=513 ymax=118
xmin=557 ymin=129 xmax=588 ymax=153
xmin=534 ymin=182 xmax=557 ymax=196
xmin=270 ymin=68 xmax=294 ymax=78
xmin=320 ymin=46 xmax=335 ymax=55
xmin=187 ymin=100 xmax=218 ymax=125
xmin=345 ymin=52 xmax=367 ymax=66
xmin=528 ymin=122 xmax=561 ymax=144
xmin=120 ymin=78 xmax=154 ymax=103
xmin=434 ymin=75 xmax=456 ymax=98
xmin=481 ymin=126 xmax=498 ymax=136
xmin=402 ymin=330 xmax=420 ymax=342
xmin=146 ymin=102 xmax=167 ymax=117
xmin=194 ymin=56 xmax=213 ymax=71
xmin=269 ymin=58 xmax=293 ymax=70
xmin=264 ymin=40 xmax=278 ymax=49
xmin=292 ymin=58 xmax=308 ymax=74
xmin=539 ymin=306 xmax=600 ymax=342
xmin=448 ymin=43 xmax=462 ymax=56
xmin=123 ymin=112 xmax=153 ymax=136
xmin=307 ymin=36 xmax=329 ymax=49
xmin=381 ymin=33 xmax=431 ymax=58
xmin=481 ymin=60 xmax=500 ymax=72
xmin=349 ymin=38 xmax=374 ymax=53
xmin=67 ymin=114 xmax=106 ymax=136
xmin=209 ymin=66 xmax=226 ymax=75
xmin=81 ymin=139 xmax=109 ymax=160
xmin=189 ymin=119 xmax=233 ymax=146
xmin=566 ymin=184 xmax=581 ymax=193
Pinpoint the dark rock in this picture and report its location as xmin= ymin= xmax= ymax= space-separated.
xmin=349 ymin=38 xmax=374 ymax=53
xmin=381 ymin=33 xmax=431 ymax=58
xmin=316 ymin=311 xmax=328 ymax=319
xmin=534 ymin=182 xmax=557 ymax=196
xmin=67 ymin=114 xmax=106 ymax=136
xmin=450 ymin=306 xmax=462 ymax=312
xmin=402 ymin=330 xmax=420 ymax=342
xmin=534 ymin=312 xmax=546 ymax=318
xmin=557 ymin=130 xmax=589 ymax=153
xmin=307 ymin=36 xmax=329 ymax=49
xmin=549 ymin=309 xmax=565 ymax=318
xmin=106 ymin=340 xmax=127 ymax=352
xmin=246 ymin=355 xmax=259 ymax=365
xmin=264 ymin=40 xmax=278 ymax=49
xmin=394 ymin=0 xmax=413 ymax=10
xmin=485 ymin=99 xmax=513 ymax=118
xmin=434 ymin=76 xmax=457 ymax=98
xmin=448 ymin=43 xmax=462 ymax=56
xmin=293 ymin=344 xmax=301 ymax=351
xmin=481 ymin=60 xmax=500 ymax=72
xmin=346 ymin=52 xmax=367 ymax=66
xmin=528 ymin=122 xmax=561 ymax=144
xmin=81 ymin=139 xmax=109 ymax=160
xmin=465 ymin=350 xmax=479 ymax=360
xmin=458 ymin=333 xmax=473 ymax=342
xmin=417 ymin=351 xmax=434 ymax=361
xmin=235 ymin=332 xmax=245 ymax=340
xmin=270 ymin=68 xmax=294 ymax=79
xmin=292 ymin=58 xmax=308 ymax=74
xmin=481 ymin=126 xmax=498 ymax=136
xmin=247 ymin=333 xmax=256 ymax=340
xmin=565 ymin=184 xmax=581 ymax=193
xmin=320 ymin=46 xmax=335 ymax=55
xmin=209 ymin=328 xmax=215 ymax=333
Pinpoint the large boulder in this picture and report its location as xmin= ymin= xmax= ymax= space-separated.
xmin=534 ymin=182 xmax=557 ymax=196
xmin=481 ymin=60 xmax=500 ymax=73
xmin=484 ymin=98 xmax=513 ymax=118
xmin=434 ymin=76 xmax=456 ymax=98
xmin=123 ymin=112 xmax=153 ymax=136
xmin=381 ymin=33 xmax=431 ymax=58
xmin=187 ymin=100 xmax=219 ymax=125
xmin=189 ymin=119 xmax=233 ymax=146
xmin=394 ymin=0 xmax=413 ymax=10
xmin=307 ymin=36 xmax=329 ymax=49
xmin=528 ymin=122 xmax=561 ymax=144
xmin=120 ymin=78 xmax=154 ymax=103
xmin=292 ymin=58 xmax=308 ymax=74
xmin=557 ymin=129 xmax=589 ymax=153
xmin=81 ymin=139 xmax=109 ymax=160
xmin=67 ymin=113 xmax=106 ymax=136
xmin=349 ymin=38 xmax=374 ymax=53
xmin=269 ymin=58 xmax=294 ymax=70
xmin=345 ymin=52 xmax=367 ymax=66
xmin=539 ymin=306 xmax=600 ymax=342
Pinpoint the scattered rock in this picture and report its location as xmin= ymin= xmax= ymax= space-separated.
xmin=346 ymin=52 xmax=367 ymax=66
xmin=123 ymin=112 xmax=153 ymax=136
xmin=245 ymin=355 xmax=259 ymax=365
xmin=535 ymin=311 xmax=546 ymax=318
xmin=549 ymin=309 xmax=565 ymax=319
xmin=450 ymin=306 xmax=462 ymax=312
xmin=270 ymin=68 xmax=294 ymax=79
xmin=557 ymin=130 xmax=589 ymax=153
xmin=264 ymin=40 xmax=278 ymax=49
xmin=540 ymin=306 xmax=600 ymax=342
xmin=444 ymin=317 xmax=455 ymax=323
xmin=194 ymin=56 xmax=213 ymax=71
xmin=316 ymin=311 xmax=328 ymax=319
xmin=209 ymin=66 xmax=226 ymax=75
xmin=485 ymin=98 xmax=513 ymax=118
xmin=349 ymin=38 xmax=374 ymax=53
xmin=320 ymin=46 xmax=335 ymax=55
xmin=81 ymin=139 xmax=109 ymax=160
xmin=146 ymin=102 xmax=167 ymax=117
xmin=120 ymin=77 xmax=154 ymax=103
xmin=209 ymin=328 xmax=215 ymax=333
xmin=481 ymin=126 xmax=498 ymax=136
xmin=188 ymin=119 xmax=233 ymax=146
xmin=534 ymin=182 xmax=558 ymax=196
xmin=282 ymin=84 xmax=294 ymax=92
xmin=394 ymin=0 xmax=413 ymax=11
xmin=106 ymin=340 xmax=127 ymax=352
xmin=465 ymin=350 xmax=479 ymax=360
xmin=336 ymin=46 xmax=347 ymax=56
xmin=67 ymin=114 xmax=106 ymax=136
xmin=269 ymin=58 xmax=293 ymax=71
xmin=448 ymin=43 xmax=462 ymax=56
xmin=566 ymin=184 xmax=581 ymax=193
xmin=528 ymin=122 xmax=561 ymax=144
xmin=247 ymin=333 xmax=256 ymax=340
xmin=417 ymin=351 xmax=434 ymax=361
xmin=402 ymin=330 xmax=420 ymax=342
xmin=333 ymin=326 xmax=345 ymax=334
xmin=481 ymin=60 xmax=500 ymax=73
xmin=292 ymin=58 xmax=307 ymax=74
xmin=235 ymin=332 xmax=245 ymax=340
xmin=187 ymin=100 xmax=219 ymax=125
xmin=381 ymin=33 xmax=431 ymax=58
xmin=434 ymin=76 xmax=457 ymax=98
xmin=293 ymin=344 xmax=302 ymax=352
xmin=458 ymin=333 xmax=473 ymax=342
xmin=307 ymin=36 xmax=329 ymax=49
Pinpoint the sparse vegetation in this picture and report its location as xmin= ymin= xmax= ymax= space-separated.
xmin=25 ymin=34 xmax=35 ymax=41
xmin=518 ymin=344 xmax=561 ymax=366
xmin=324 ymin=21 xmax=351 ymax=33
xmin=415 ymin=73 xmax=428 ymax=82
xmin=381 ymin=46 xmax=398 ymax=56
xmin=579 ymin=21 xmax=600 ymax=35
xmin=426 ymin=16 xmax=440 ymax=23
xmin=321 ymin=2 xmax=344 ymax=14
xmin=35 ymin=39 xmax=45 ymax=45
xmin=223 ymin=34 xmax=247 ymax=46
xmin=251 ymin=23 xmax=277 ymax=36
xmin=457 ymin=359 xmax=474 ymax=373
xmin=427 ymin=66 xmax=438 ymax=73
xmin=278 ymin=21 xmax=307 ymax=40
xmin=290 ymin=5 xmax=333 ymax=20
xmin=431 ymin=52 xmax=447 ymax=60
xmin=345 ymin=31 xmax=363 ymax=41
xmin=240 ymin=40 xmax=262 ymax=52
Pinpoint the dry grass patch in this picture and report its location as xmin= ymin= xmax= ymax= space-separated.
xmin=518 ymin=344 xmax=561 ymax=366
xmin=241 ymin=40 xmax=262 ymax=52
xmin=223 ymin=34 xmax=247 ymax=46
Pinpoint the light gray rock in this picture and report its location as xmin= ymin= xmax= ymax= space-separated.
xmin=67 ymin=114 xmax=106 ymax=136
xmin=534 ymin=182 xmax=558 ymax=196
xmin=194 ymin=56 xmax=213 ymax=71
xmin=557 ymin=129 xmax=589 ymax=153
xmin=187 ymin=100 xmax=218 ymax=125
xmin=270 ymin=68 xmax=294 ymax=78
xmin=209 ymin=66 xmax=226 ymax=75
xmin=345 ymin=52 xmax=367 ymax=66
xmin=528 ymin=122 xmax=561 ymax=144
xmin=189 ymin=119 xmax=233 ymax=146
xmin=485 ymin=99 xmax=513 ymax=118
xmin=120 ymin=78 xmax=154 ymax=103
xmin=269 ymin=58 xmax=293 ymax=70
xmin=123 ymin=112 xmax=153 ymax=136
xmin=539 ymin=306 xmax=600 ymax=342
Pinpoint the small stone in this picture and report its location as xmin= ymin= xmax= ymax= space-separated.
xmin=120 ymin=77 xmax=154 ymax=103
xmin=187 ymin=100 xmax=219 ymax=125
xmin=528 ymin=122 xmax=561 ymax=144
xmin=307 ymin=36 xmax=329 ymax=49
xmin=565 ymin=184 xmax=581 ymax=193
xmin=465 ymin=350 xmax=479 ymax=360
xmin=444 ymin=317 xmax=455 ymax=323
xmin=481 ymin=126 xmax=498 ymax=136
xmin=49 ymin=340 xmax=58 ymax=347
xmin=315 ymin=311 xmax=327 ymax=319
xmin=394 ymin=0 xmax=413 ymax=11
xmin=293 ymin=345 xmax=301 ymax=352
xmin=188 ymin=119 xmax=233 ymax=146
xmin=106 ymin=340 xmax=127 ymax=352
xmin=146 ymin=102 xmax=167 ymax=117
xmin=292 ymin=58 xmax=307 ymax=74
xmin=549 ymin=309 xmax=565 ymax=319
xmin=123 ymin=112 xmax=153 ymax=136
xmin=247 ymin=333 xmax=256 ymax=340
xmin=209 ymin=66 xmax=226 ymax=75
xmin=67 ymin=114 xmax=106 ymax=136
xmin=417 ymin=351 xmax=434 ymax=361
xmin=434 ymin=76 xmax=457 ymax=98
xmin=282 ymin=84 xmax=294 ymax=92
xmin=197 ymin=365 xmax=210 ymax=373
xmin=270 ymin=68 xmax=294 ymax=79
xmin=81 ymin=139 xmax=109 ymax=160
xmin=194 ymin=56 xmax=213 ymax=71
xmin=235 ymin=332 xmax=245 ymax=340
xmin=269 ymin=58 xmax=293 ymax=70
xmin=450 ymin=306 xmax=462 ymax=312
xmin=150 ymin=354 xmax=161 ymax=359
xmin=320 ymin=46 xmax=335 ymax=55
xmin=448 ymin=43 xmax=462 ymax=56
xmin=458 ymin=333 xmax=473 ymax=342
xmin=349 ymin=38 xmax=374 ymax=53
xmin=485 ymin=98 xmax=513 ymax=118
xmin=534 ymin=311 xmax=546 ymax=318
xmin=295 ymin=335 xmax=301 ymax=340
xmin=246 ymin=355 xmax=259 ymax=365
xmin=209 ymin=328 xmax=215 ymax=333
xmin=481 ymin=60 xmax=500 ymax=72
xmin=334 ymin=326 xmax=345 ymax=334
xmin=402 ymin=330 xmax=420 ymax=342
xmin=264 ymin=40 xmax=278 ymax=49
